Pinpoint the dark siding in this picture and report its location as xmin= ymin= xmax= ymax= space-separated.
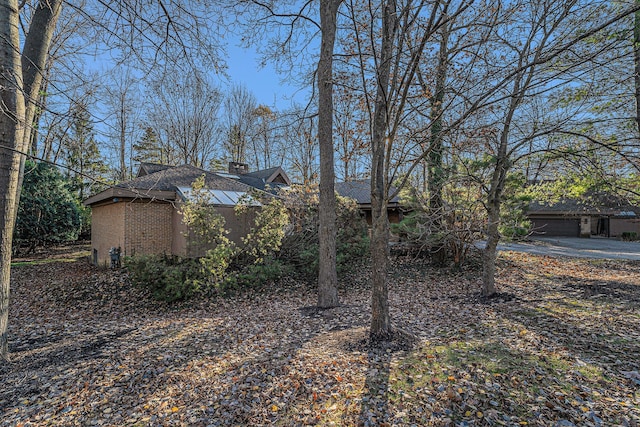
xmin=530 ymin=218 xmax=580 ymax=237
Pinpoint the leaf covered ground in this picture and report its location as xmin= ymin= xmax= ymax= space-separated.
xmin=1 ymin=245 xmax=639 ymax=426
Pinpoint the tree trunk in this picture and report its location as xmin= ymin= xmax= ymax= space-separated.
xmin=428 ymin=24 xmax=449 ymax=266
xmin=317 ymin=0 xmax=341 ymax=308
xmin=0 ymin=0 xmax=27 ymax=361
xmin=634 ymin=0 xmax=640 ymax=135
xmin=369 ymin=0 xmax=397 ymax=340
xmin=21 ymin=0 xmax=63 ymax=151
xmin=15 ymin=0 xmax=63 ymax=207
xmin=481 ymin=202 xmax=500 ymax=297
xmin=370 ymin=187 xmax=391 ymax=339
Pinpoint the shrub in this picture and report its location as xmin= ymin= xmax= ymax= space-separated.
xmin=279 ymin=185 xmax=370 ymax=279
xmin=391 ymin=179 xmax=484 ymax=268
xmin=621 ymin=231 xmax=638 ymax=241
xmin=126 ymin=255 xmax=202 ymax=302
xmin=236 ymin=196 xmax=289 ymax=265
xmin=226 ymin=258 xmax=293 ymax=293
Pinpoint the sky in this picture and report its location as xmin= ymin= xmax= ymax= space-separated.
xmin=225 ymin=43 xmax=308 ymax=111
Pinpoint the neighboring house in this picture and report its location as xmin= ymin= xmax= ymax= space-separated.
xmin=84 ymin=162 xmax=290 ymax=266
xmin=528 ymin=194 xmax=640 ymax=238
xmin=335 ymin=180 xmax=405 ymax=225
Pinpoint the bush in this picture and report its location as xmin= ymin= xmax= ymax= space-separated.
xmin=226 ymin=258 xmax=293 ymax=293
xmin=279 ymin=185 xmax=370 ymax=279
xmin=126 ymin=255 xmax=202 ymax=302
xmin=621 ymin=231 xmax=638 ymax=241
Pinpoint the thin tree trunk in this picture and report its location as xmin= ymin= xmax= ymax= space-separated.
xmin=634 ymin=0 xmax=640 ymax=135
xmin=317 ymin=0 xmax=341 ymax=308
xmin=481 ymin=127 xmax=512 ymax=297
xmin=428 ymin=24 xmax=449 ymax=266
xmin=369 ymin=0 xmax=397 ymax=340
xmin=481 ymin=202 xmax=500 ymax=297
xmin=0 ymin=0 xmax=27 ymax=361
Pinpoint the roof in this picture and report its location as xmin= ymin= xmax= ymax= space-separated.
xmin=239 ymin=166 xmax=292 ymax=191
xmin=137 ymin=162 xmax=172 ymax=177
xmin=529 ymin=193 xmax=639 ymax=217
xmin=176 ymin=186 xmax=261 ymax=206
xmin=238 ymin=175 xmax=289 ymax=192
xmin=85 ymin=164 xmax=259 ymax=206
xmin=335 ymin=180 xmax=401 ymax=205
xmin=117 ymin=164 xmax=254 ymax=192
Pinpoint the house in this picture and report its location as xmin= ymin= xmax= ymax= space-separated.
xmin=334 ymin=180 xmax=405 ymax=224
xmin=84 ymin=162 xmax=290 ymax=266
xmin=528 ymin=194 xmax=640 ymax=238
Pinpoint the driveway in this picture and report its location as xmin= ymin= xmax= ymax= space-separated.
xmin=496 ymin=236 xmax=640 ymax=261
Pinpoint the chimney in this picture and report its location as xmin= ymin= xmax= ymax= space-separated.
xmin=229 ymin=161 xmax=249 ymax=175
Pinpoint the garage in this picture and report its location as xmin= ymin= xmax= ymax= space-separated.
xmin=529 ymin=217 xmax=580 ymax=237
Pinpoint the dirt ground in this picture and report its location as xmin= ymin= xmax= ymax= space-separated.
xmin=1 ymin=245 xmax=639 ymax=426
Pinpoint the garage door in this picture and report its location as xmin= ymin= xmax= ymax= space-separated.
xmin=530 ymin=218 xmax=580 ymax=237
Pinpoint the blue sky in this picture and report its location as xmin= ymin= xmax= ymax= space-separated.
xmin=225 ymin=44 xmax=307 ymax=111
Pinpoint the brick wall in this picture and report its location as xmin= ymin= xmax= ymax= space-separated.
xmin=124 ymin=201 xmax=173 ymax=258
xmin=91 ymin=203 xmax=125 ymax=267
xmin=91 ymin=199 xmax=260 ymax=264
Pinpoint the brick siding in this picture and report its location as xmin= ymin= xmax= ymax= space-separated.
xmin=124 ymin=201 xmax=173 ymax=258
xmin=91 ymin=203 xmax=125 ymax=267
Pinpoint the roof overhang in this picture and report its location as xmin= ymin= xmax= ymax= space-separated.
xmin=83 ymin=187 xmax=177 ymax=206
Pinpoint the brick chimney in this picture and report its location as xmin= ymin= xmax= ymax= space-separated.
xmin=228 ymin=161 xmax=249 ymax=175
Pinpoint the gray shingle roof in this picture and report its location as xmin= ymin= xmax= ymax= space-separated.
xmin=117 ymin=164 xmax=255 ymax=193
xmin=529 ymin=192 xmax=639 ymax=217
xmin=243 ymin=166 xmax=282 ymax=180
xmin=335 ymin=180 xmax=400 ymax=204
xmin=137 ymin=162 xmax=172 ymax=177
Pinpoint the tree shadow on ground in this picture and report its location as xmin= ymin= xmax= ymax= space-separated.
xmin=494 ymin=268 xmax=640 ymax=374
xmin=353 ymin=330 xmax=416 ymax=427
xmin=358 ymin=348 xmax=391 ymax=426
xmin=556 ymin=274 xmax=640 ymax=304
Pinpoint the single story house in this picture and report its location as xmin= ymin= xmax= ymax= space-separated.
xmin=84 ymin=162 xmax=291 ymax=266
xmin=528 ymin=194 xmax=640 ymax=238
xmin=335 ymin=180 xmax=405 ymax=224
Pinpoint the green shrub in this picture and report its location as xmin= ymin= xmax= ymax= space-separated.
xmin=621 ymin=231 xmax=638 ymax=241
xmin=126 ymin=255 xmax=203 ymax=302
xmin=227 ymin=258 xmax=292 ymax=292
xmin=279 ymin=185 xmax=370 ymax=279
xmin=236 ymin=196 xmax=289 ymax=265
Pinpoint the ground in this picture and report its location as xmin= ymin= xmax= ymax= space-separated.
xmin=1 ymin=244 xmax=639 ymax=426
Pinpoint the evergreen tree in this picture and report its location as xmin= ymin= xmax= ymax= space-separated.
xmin=133 ymin=126 xmax=164 ymax=165
xmin=62 ymin=102 xmax=109 ymax=200
xmin=14 ymin=160 xmax=81 ymax=254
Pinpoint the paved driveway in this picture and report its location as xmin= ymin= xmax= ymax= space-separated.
xmin=496 ymin=237 xmax=640 ymax=260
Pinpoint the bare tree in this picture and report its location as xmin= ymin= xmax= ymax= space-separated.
xmin=223 ymin=84 xmax=257 ymax=164
xmin=281 ymin=108 xmax=319 ymax=185
xmin=103 ymin=66 xmax=141 ymax=181
xmin=249 ymin=105 xmax=280 ymax=170
xmin=147 ymin=70 xmax=223 ymax=168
